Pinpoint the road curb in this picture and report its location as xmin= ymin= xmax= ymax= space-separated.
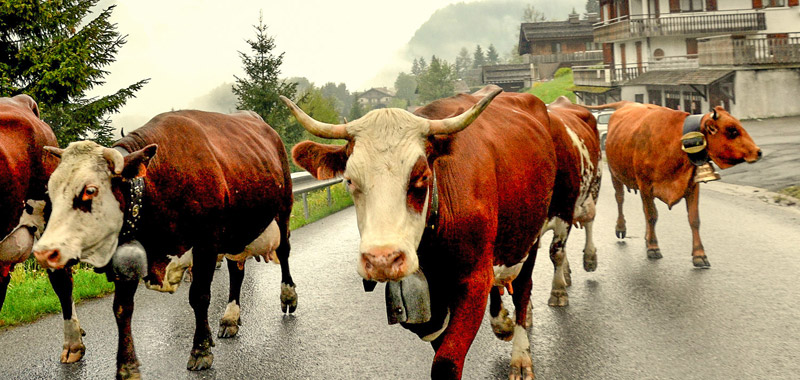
xmin=705 ymin=180 xmax=800 ymax=211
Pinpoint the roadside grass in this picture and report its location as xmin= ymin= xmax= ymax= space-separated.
xmin=0 ymin=182 xmax=353 ymax=328
xmin=779 ymin=185 xmax=800 ymax=199
xmin=527 ymin=68 xmax=577 ymax=104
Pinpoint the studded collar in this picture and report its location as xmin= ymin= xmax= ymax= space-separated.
xmin=113 ymin=147 xmax=145 ymax=243
xmin=424 ymin=166 xmax=439 ymax=233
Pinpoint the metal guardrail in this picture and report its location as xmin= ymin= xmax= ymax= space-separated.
xmin=291 ymin=171 xmax=344 ymax=219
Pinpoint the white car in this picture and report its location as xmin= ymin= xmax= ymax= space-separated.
xmin=594 ymin=110 xmax=613 ymax=150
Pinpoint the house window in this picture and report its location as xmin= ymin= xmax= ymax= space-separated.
xmin=635 ymin=94 xmax=644 ymax=103
xmin=680 ymin=0 xmax=704 ymax=11
xmin=648 ymin=89 xmax=662 ymax=106
xmin=684 ymin=92 xmax=703 ymax=114
xmin=551 ymin=42 xmax=562 ymax=53
xmin=653 ymin=48 xmax=665 ymax=61
xmin=665 ymin=90 xmax=682 ymax=110
xmin=764 ymin=0 xmax=786 ymax=7
xmin=686 ymin=38 xmax=698 ymax=56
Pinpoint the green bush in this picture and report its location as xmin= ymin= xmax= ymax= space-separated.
xmin=554 ymin=67 xmax=573 ymax=78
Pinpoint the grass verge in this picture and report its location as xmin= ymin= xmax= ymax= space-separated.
xmin=527 ymin=68 xmax=577 ymax=104
xmin=0 ymin=182 xmax=353 ymax=328
xmin=778 ymin=185 xmax=800 ymax=199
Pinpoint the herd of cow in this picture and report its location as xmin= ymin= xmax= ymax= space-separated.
xmin=0 ymin=85 xmax=760 ymax=379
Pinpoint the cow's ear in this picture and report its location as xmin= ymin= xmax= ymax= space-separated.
xmin=292 ymin=141 xmax=349 ymax=180
xmin=14 ymin=94 xmax=40 ymax=118
xmin=703 ymin=112 xmax=719 ymax=136
xmin=121 ymin=144 xmax=157 ymax=179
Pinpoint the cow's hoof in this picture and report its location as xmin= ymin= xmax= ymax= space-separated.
xmin=218 ymin=318 xmax=240 ymax=338
xmin=693 ymin=256 xmax=711 ymax=268
xmin=583 ymin=253 xmax=597 ymax=272
xmin=509 ymin=363 xmax=535 ymax=380
xmin=490 ymin=308 xmax=515 ymax=341
xmin=280 ymin=283 xmax=298 ymax=314
xmin=646 ymin=248 xmax=662 ymax=259
xmin=615 ymin=229 xmax=626 ymax=239
xmin=60 ymin=342 xmax=86 ymax=363
xmin=187 ymin=348 xmax=214 ymax=371
xmin=548 ymin=290 xmax=569 ymax=307
xmin=116 ymin=362 xmax=141 ymax=380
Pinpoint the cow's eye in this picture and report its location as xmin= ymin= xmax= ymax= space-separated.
xmin=344 ymin=177 xmax=358 ymax=194
xmin=725 ymin=127 xmax=739 ymax=139
xmin=82 ymin=185 xmax=99 ymax=201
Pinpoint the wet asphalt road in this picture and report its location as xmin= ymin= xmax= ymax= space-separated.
xmin=1 ymin=165 xmax=800 ymax=380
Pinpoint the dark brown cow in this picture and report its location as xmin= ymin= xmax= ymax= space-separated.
xmin=32 ymin=110 xmax=295 ymax=379
xmin=587 ymin=101 xmax=761 ymax=266
xmin=0 ymin=94 xmax=88 ymax=363
xmin=287 ymin=87 xmax=556 ymax=379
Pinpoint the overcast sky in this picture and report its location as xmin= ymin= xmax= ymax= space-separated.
xmin=90 ymin=0 xmax=491 ymax=129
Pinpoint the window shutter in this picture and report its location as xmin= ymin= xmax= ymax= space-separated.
xmin=752 ymin=0 xmax=763 ymax=8
xmin=706 ymin=0 xmax=718 ymax=11
xmin=670 ymin=0 xmax=681 ymax=12
xmin=789 ymin=0 xmax=799 ymax=7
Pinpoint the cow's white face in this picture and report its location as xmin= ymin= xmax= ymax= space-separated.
xmin=283 ymin=88 xmax=501 ymax=282
xmin=344 ymin=110 xmax=432 ymax=281
xmin=34 ymin=141 xmax=127 ymax=269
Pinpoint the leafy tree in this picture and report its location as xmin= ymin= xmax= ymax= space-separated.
xmin=506 ymin=43 xmax=525 ymax=64
xmin=418 ymin=57 xmax=428 ymax=73
xmin=411 ymin=58 xmax=422 ymax=76
xmin=522 ymin=4 xmax=547 ymax=22
xmin=486 ymin=44 xmax=500 ymax=65
xmin=417 ymin=56 xmax=456 ymax=103
xmin=586 ymin=0 xmax=600 ymax=14
xmin=472 ymin=45 xmax=486 ymax=68
xmin=232 ymin=14 xmax=299 ymax=146
xmin=320 ymin=82 xmax=352 ymax=119
xmin=455 ymin=47 xmax=472 ymax=78
xmin=0 ymin=1 xmax=147 ymax=146
xmin=348 ymin=93 xmax=368 ymax=121
xmin=394 ymin=72 xmax=417 ymax=105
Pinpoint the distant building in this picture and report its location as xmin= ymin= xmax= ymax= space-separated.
xmin=357 ymin=87 xmax=396 ymax=108
xmin=481 ymin=64 xmax=536 ymax=92
xmin=518 ymin=12 xmax=603 ymax=79
xmin=573 ymin=0 xmax=800 ymax=119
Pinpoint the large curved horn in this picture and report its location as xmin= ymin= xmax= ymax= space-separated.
xmin=43 ymin=146 xmax=64 ymax=158
xmin=427 ymin=88 xmax=502 ymax=135
xmin=102 ymin=148 xmax=125 ymax=175
xmin=279 ymin=95 xmax=349 ymax=139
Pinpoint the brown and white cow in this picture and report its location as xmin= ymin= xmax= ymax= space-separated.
xmin=286 ymin=87 xmax=557 ymax=379
xmin=32 ymin=109 xmax=295 ymax=379
xmin=588 ymin=101 xmax=761 ymax=267
xmin=0 ymin=94 xmax=89 ymax=363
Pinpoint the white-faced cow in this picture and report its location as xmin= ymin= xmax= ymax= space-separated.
xmin=586 ymin=101 xmax=761 ymax=266
xmin=286 ymin=87 xmax=557 ymax=380
xmin=0 ymin=94 xmax=90 ymax=363
xmin=32 ymin=109 xmax=295 ymax=379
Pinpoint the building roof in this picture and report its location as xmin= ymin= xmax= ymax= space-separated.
xmin=482 ymin=64 xmax=534 ymax=83
xmin=518 ymin=16 xmax=596 ymax=55
xmin=568 ymin=85 xmax=615 ymax=94
xmin=358 ymin=87 xmax=395 ymax=99
xmin=624 ymin=69 xmax=734 ymax=86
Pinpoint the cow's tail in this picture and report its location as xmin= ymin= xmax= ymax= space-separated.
xmin=579 ymin=101 xmax=632 ymax=111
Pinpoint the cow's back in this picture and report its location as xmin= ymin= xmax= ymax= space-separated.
xmin=114 ymin=110 xmax=291 ymax=256
xmin=0 ymin=97 xmax=57 ymax=237
xmin=416 ymin=92 xmax=556 ymax=265
xmin=605 ymin=103 xmax=694 ymax=203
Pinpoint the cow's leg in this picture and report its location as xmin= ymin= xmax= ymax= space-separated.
xmin=509 ymin=247 xmax=538 ymax=380
xmin=611 ymin=174 xmax=627 ymax=239
xmin=685 ymin=184 xmax=709 ymax=268
xmin=0 ymin=266 xmax=10 ymax=313
xmin=640 ymin=190 xmax=662 ymax=259
xmin=218 ymin=259 xmax=244 ymax=338
xmin=187 ymin=250 xmax=216 ymax=371
xmin=489 ymin=286 xmax=514 ymax=341
xmin=48 ymin=268 xmax=86 ymax=363
xmin=113 ymin=279 xmax=140 ymax=380
xmin=582 ymin=219 xmax=598 ymax=272
xmin=430 ymin=269 xmax=492 ymax=379
xmin=275 ymin=216 xmax=297 ymax=313
xmin=548 ymin=218 xmax=571 ymax=307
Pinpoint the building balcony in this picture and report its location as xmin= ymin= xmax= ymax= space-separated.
xmin=572 ymin=55 xmax=698 ymax=87
xmin=529 ymin=50 xmax=604 ymax=64
xmin=699 ymin=33 xmax=800 ymax=66
xmin=593 ymin=11 xmax=766 ymax=43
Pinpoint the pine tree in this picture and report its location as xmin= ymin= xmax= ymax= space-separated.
xmin=417 ymin=56 xmax=456 ymax=103
xmin=455 ymin=47 xmax=473 ymax=78
xmin=0 ymin=1 xmax=148 ymax=146
xmin=522 ymin=4 xmax=547 ymax=22
xmin=418 ymin=57 xmax=428 ymax=73
xmin=232 ymin=14 xmax=299 ymax=146
xmin=586 ymin=0 xmax=600 ymax=14
xmin=486 ymin=44 xmax=500 ymax=65
xmin=472 ymin=45 xmax=486 ymax=68
xmin=411 ymin=58 xmax=422 ymax=76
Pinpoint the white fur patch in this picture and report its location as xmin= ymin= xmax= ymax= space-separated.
xmin=493 ymin=255 xmax=528 ymax=287
xmin=221 ymin=300 xmax=240 ymax=323
xmin=510 ymin=324 xmax=532 ymax=366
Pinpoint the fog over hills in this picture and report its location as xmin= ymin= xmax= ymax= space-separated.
xmin=367 ymin=0 xmax=588 ymax=87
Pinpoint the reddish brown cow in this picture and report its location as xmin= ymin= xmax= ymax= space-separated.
xmin=588 ymin=101 xmax=761 ymax=267
xmin=0 ymin=94 xmax=88 ymax=363
xmin=287 ymin=87 xmax=556 ymax=379
xmin=33 ymin=110 xmax=295 ymax=379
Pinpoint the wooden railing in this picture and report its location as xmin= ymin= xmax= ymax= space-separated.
xmin=699 ymin=33 xmax=800 ymax=66
xmin=529 ymin=50 xmax=603 ymax=64
xmin=572 ymin=64 xmax=648 ymax=87
xmin=594 ymin=11 xmax=766 ymax=42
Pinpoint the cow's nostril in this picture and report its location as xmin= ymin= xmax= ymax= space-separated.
xmin=48 ymin=249 xmax=60 ymax=262
xmin=757 ymin=150 xmax=763 ymax=159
